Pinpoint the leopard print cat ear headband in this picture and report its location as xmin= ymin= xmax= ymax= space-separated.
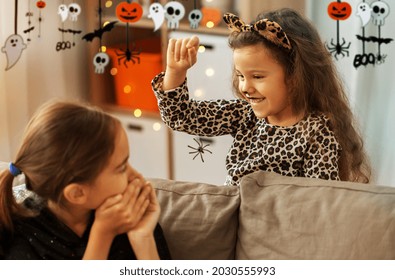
xmin=223 ymin=13 xmax=292 ymax=51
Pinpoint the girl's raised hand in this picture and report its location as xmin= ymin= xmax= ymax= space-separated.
xmin=166 ymin=36 xmax=200 ymax=72
xmin=163 ymin=36 xmax=199 ymax=91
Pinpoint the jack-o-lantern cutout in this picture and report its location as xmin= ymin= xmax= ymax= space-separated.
xmin=327 ymin=1 xmax=352 ymax=20
xmin=36 ymin=0 xmax=46 ymax=9
xmin=201 ymin=7 xmax=222 ymax=28
xmin=116 ymin=2 xmax=143 ymax=23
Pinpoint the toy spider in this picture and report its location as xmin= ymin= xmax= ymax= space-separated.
xmin=326 ymin=38 xmax=351 ymax=60
xmin=188 ymin=137 xmax=212 ymax=162
xmin=115 ymin=44 xmax=141 ymax=68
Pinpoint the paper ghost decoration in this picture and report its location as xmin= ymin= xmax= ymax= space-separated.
xmin=148 ymin=3 xmax=165 ymax=31
xmin=58 ymin=4 xmax=68 ymax=22
xmin=1 ymin=34 xmax=27 ymax=70
xmin=356 ymin=2 xmax=372 ymax=27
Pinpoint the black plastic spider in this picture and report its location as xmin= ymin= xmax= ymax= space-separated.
xmin=326 ymin=38 xmax=351 ymax=60
xmin=188 ymin=137 xmax=212 ymax=162
xmin=115 ymin=44 xmax=141 ymax=68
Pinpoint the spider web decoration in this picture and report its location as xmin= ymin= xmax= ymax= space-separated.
xmin=115 ymin=0 xmax=143 ymax=68
xmin=325 ymin=0 xmax=352 ymax=60
xmin=353 ymin=0 xmax=393 ymax=68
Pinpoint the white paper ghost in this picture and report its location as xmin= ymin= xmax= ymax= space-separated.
xmin=356 ymin=2 xmax=372 ymax=27
xmin=148 ymin=3 xmax=165 ymax=31
xmin=1 ymin=34 xmax=27 ymax=70
xmin=164 ymin=1 xmax=185 ymax=29
xmin=58 ymin=4 xmax=68 ymax=22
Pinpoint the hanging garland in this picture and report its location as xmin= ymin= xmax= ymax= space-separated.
xmin=1 ymin=0 xmax=27 ymax=70
xmin=325 ymin=0 xmax=352 ymax=60
xmin=114 ymin=0 xmax=143 ymax=67
xmin=353 ymin=0 xmax=393 ymax=68
xmin=56 ymin=1 xmax=82 ymax=51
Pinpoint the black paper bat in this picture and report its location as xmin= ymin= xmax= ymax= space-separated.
xmin=82 ymin=21 xmax=117 ymax=42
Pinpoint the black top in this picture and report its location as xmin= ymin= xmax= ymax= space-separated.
xmin=1 ymin=198 xmax=171 ymax=260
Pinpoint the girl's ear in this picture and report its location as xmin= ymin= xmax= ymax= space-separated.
xmin=63 ymin=183 xmax=89 ymax=205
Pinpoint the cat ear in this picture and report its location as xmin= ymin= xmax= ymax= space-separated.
xmin=223 ymin=13 xmax=246 ymax=32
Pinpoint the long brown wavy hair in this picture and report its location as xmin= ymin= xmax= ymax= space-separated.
xmin=228 ymin=8 xmax=371 ymax=183
xmin=0 ymin=101 xmax=120 ymax=233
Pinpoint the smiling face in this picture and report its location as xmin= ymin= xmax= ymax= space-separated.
xmin=233 ymin=44 xmax=298 ymax=126
xmin=116 ymin=2 xmax=143 ymax=23
xmin=84 ymin=126 xmax=139 ymax=209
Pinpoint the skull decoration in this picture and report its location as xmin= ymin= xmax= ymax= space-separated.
xmin=371 ymin=1 xmax=390 ymax=26
xmin=93 ymin=52 xmax=110 ymax=74
xmin=68 ymin=3 xmax=81 ymax=22
xmin=164 ymin=1 xmax=185 ymax=29
xmin=188 ymin=9 xmax=202 ymax=29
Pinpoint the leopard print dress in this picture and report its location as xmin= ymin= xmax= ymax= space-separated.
xmin=152 ymin=72 xmax=341 ymax=186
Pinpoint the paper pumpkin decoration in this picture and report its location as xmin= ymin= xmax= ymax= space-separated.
xmin=327 ymin=1 xmax=352 ymax=20
xmin=36 ymin=1 xmax=46 ymax=9
xmin=116 ymin=2 xmax=143 ymax=23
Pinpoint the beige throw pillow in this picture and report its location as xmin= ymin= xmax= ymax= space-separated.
xmin=237 ymin=171 xmax=395 ymax=260
xmin=150 ymin=178 xmax=240 ymax=260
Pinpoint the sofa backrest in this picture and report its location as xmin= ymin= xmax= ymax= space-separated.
xmin=150 ymin=178 xmax=239 ymax=260
xmin=152 ymin=171 xmax=395 ymax=260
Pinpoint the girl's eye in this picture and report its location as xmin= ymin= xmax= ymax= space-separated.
xmin=120 ymin=164 xmax=127 ymax=172
xmin=253 ymin=75 xmax=264 ymax=79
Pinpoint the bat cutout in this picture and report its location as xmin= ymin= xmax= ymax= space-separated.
xmin=58 ymin=28 xmax=82 ymax=35
xmin=82 ymin=21 xmax=117 ymax=42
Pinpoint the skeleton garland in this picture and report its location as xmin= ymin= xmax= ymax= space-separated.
xmin=354 ymin=0 xmax=393 ymax=68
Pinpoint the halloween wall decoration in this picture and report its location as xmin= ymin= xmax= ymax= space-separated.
xmin=188 ymin=137 xmax=212 ymax=162
xmin=188 ymin=0 xmax=202 ymax=29
xmin=148 ymin=2 xmax=165 ymax=31
xmin=56 ymin=1 xmax=82 ymax=51
xmin=36 ymin=0 xmax=46 ymax=38
xmin=24 ymin=0 xmax=35 ymax=42
xmin=115 ymin=1 xmax=143 ymax=67
xmin=326 ymin=0 xmax=352 ymax=60
xmin=83 ymin=0 xmax=116 ymax=74
xmin=353 ymin=0 xmax=393 ymax=68
xmin=164 ymin=1 xmax=185 ymax=29
xmin=1 ymin=0 xmax=27 ymax=70
xmin=116 ymin=1 xmax=143 ymax=23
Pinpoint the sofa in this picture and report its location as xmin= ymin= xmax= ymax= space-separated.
xmin=4 ymin=155 xmax=395 ymax=259
xmin=150 ymin=171 xmax=395 ymax=260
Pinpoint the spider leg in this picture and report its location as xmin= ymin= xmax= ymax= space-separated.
xmin=203 ymin=148 xmax=213 ymax=154
xmin=199 ymin=152 xmax=205 ymax=163
xmin=193 ymin=153 xmax=199 ymax=160
xmin=188 ymin=145 xmax=198 ymax=151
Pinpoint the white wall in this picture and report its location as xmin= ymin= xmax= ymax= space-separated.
xmin=306 ymin=0 xmax=395 ymax=186
xmin=0 ymin=1 xmax=89 ymax=161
